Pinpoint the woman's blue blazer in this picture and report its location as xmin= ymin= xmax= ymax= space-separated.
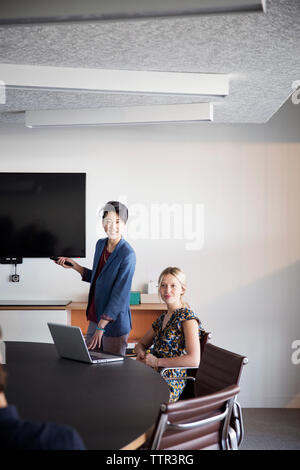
xmin=82 ymin=237 xmax=136 ymax=337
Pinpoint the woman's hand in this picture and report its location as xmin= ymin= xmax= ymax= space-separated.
xmin=88 ymin=330 xmax=103 ymax=350
xmin=135 ymin=349 xmax=158 ymax=368
xmin=53 ymin=257 xmax=85 ymax=277
xmin=135 ymin=328 xmax=155 ymax=363
xmin=54 ymin=257 xmax=75 ymax=269
xmin=144 ymin=353 xmax=158 ymax=369
xmin=135 ymin=343 xmax=146 ymax=362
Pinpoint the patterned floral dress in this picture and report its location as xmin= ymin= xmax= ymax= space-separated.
xmin=152 ymin=307 xmax=204 ymax=403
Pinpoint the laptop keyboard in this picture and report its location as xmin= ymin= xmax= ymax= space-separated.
xmin=90 ymin=351 xmax=104 ymax=359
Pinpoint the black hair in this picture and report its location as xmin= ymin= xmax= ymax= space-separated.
xmin=102 ymin=201 xmax=128 ymax=224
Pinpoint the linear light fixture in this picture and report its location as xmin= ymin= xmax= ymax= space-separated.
xmin=0 ymin=1 xmax=266 ymax=25
xmin=25 ymin=103 xmax=213 ymax=128
xmin=0 ymin=64 xmax=229 ymax=97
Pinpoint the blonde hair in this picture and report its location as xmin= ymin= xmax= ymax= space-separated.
xmin=158 ymin=267 xmax=190 ymax=308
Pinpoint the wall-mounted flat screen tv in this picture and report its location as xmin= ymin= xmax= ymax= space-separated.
xmin=0 ymin=173 xmax=86 ymax=258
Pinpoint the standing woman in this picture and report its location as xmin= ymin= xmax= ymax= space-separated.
xmin=135 ymin=267 xmax=203 ymax=402
xmin=54 ymin=201 xmax=136 ymax=356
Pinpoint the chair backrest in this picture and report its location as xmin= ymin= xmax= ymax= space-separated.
xmin=194 ymin=343 xmax=248 ymax=397
xmin=148 ymin=384 xmax=240 ymax=450
xmin=176 ymin=330 xmax=211 ymax=400
xmin=200 ymin=331 xmax=211 ymax=357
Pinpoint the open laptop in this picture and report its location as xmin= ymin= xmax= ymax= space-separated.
xmin=48 ymin=323 xmax=124 ymax=364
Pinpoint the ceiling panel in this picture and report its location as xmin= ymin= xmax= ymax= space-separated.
xmin=0 ymin=0 xmax=299 ymax=125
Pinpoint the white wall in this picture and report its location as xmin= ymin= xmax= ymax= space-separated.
xmin=0 ymin=309 xmax=69 ymax=343
xmin=0 ymin=99 xmax=300 ymax=407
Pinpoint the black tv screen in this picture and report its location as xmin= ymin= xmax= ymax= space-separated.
xmin=0 ymin=173 xmax=86 ymax=258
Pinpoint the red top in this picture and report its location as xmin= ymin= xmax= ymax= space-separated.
xmin=86 ymin=245 xmax=111 ymax=323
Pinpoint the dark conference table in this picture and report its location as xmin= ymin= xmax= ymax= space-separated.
xmin=4 ymin=342 xmax=170 ymax=450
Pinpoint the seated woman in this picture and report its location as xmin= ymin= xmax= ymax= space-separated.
xmin=135 ymin=267 xmax=204 ymax=402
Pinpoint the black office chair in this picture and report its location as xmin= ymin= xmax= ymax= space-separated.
xmin=147 ymin=384 xmax=240 ymax=450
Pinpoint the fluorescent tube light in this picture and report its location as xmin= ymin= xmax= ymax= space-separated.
xmin=0 ymin=1 xmax=266 ymax=25
xmin=25 ymin=103 xmax=213 ymax=128
xmin=0 ymin=64 xmax=229 ymax=97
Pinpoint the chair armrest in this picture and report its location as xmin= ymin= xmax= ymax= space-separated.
xmin=164 ymin=403 xmax=229 ymax=431
xmin=160 ymin=366 xmax=198 ymax=381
